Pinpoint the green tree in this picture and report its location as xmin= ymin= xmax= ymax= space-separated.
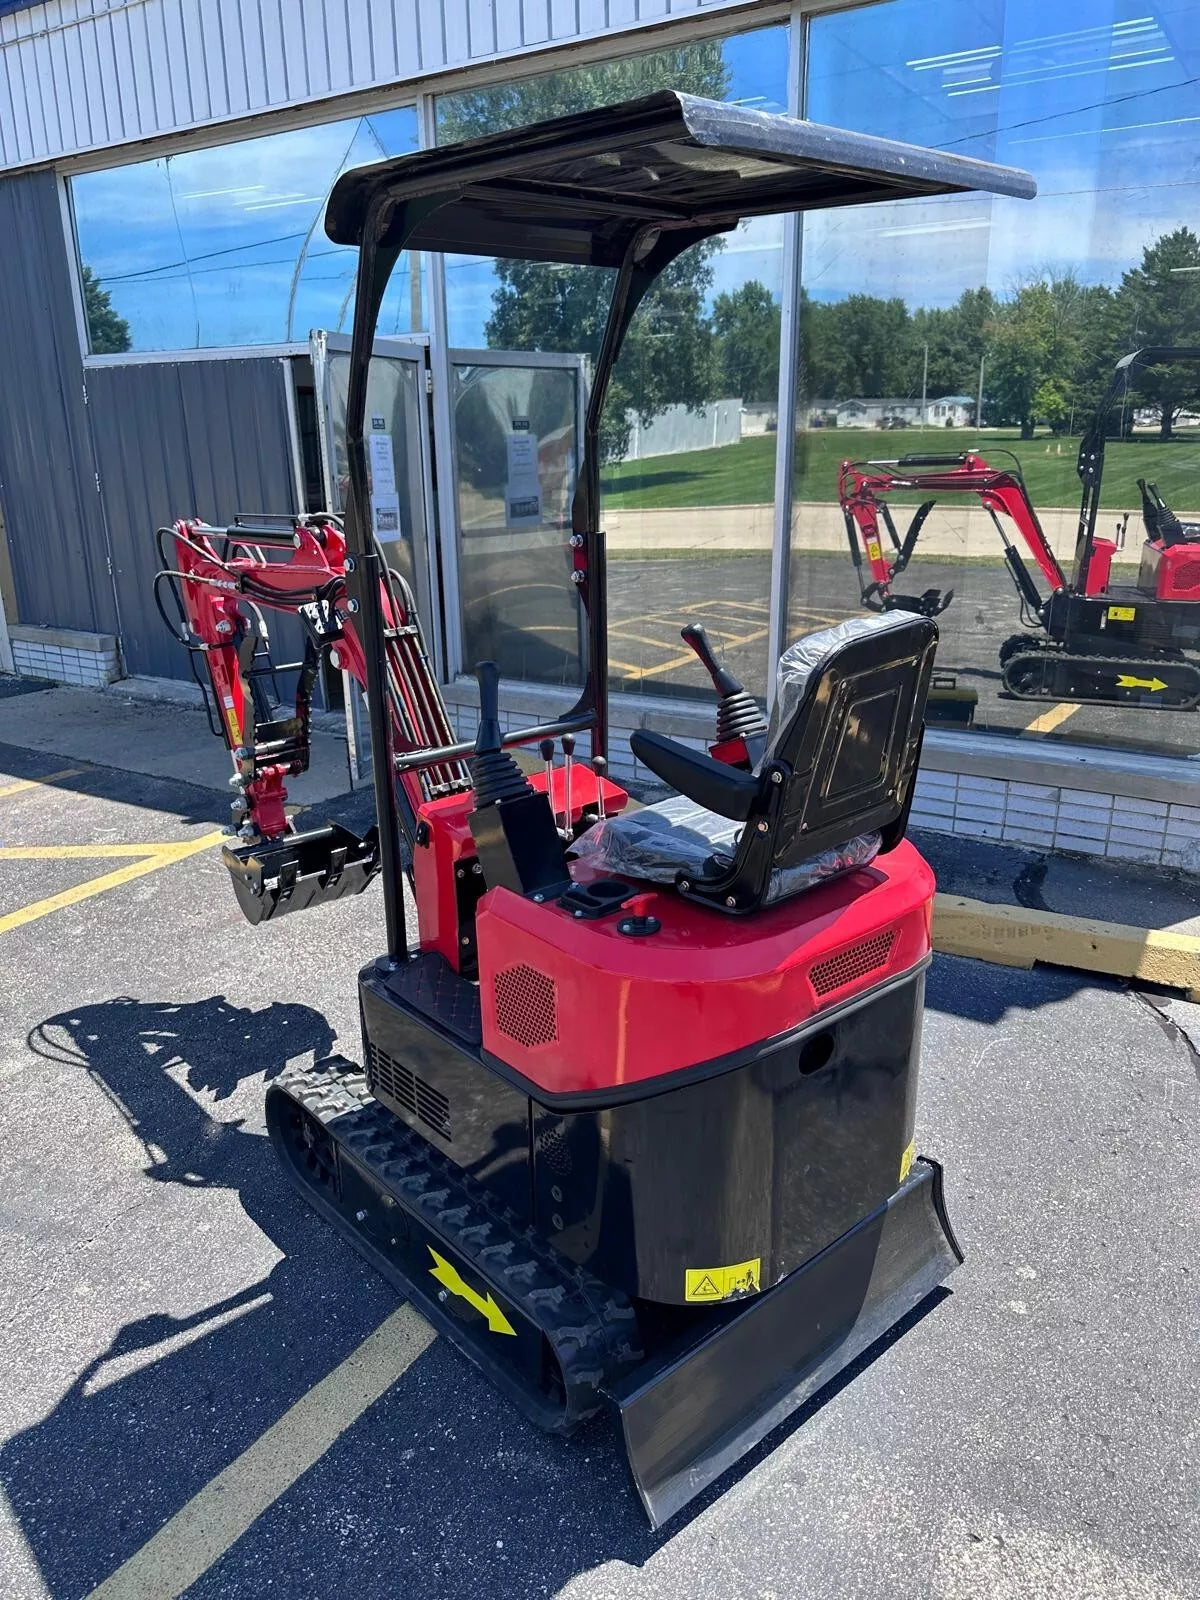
xmin=910 ymin=286 xmax=997 ymax=403
xmin=713 ymin=281 xmax=780 ymax=403
xmin=818 ymin=295 xmax=913 ymax=400
xmin=82 ymin=266 xmax=131 ymax=354
xmin=438 ymin=45 xmax=729 ymax=461
xmin=1111 ymin=227 xmax=1200 ymax=439
xmin=985 ymin=274 xmax=1102 ymax=437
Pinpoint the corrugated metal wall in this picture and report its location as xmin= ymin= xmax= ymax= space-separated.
xmin=0 ymin=0 xmax=762 ymax=171
xmin=86 ymin=357 xmax=300 ymax=678
xmin=0 ymin=168 xmax=116 ymax=635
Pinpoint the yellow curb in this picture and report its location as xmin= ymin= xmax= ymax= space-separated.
xmin=933 ymin=892 xmax=1200 ymax=999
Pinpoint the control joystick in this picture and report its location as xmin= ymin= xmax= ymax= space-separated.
xmin=681 ymin=623 xmax=768 ymax=757
xmin=470 ymin=661 xmax=531 ymax=809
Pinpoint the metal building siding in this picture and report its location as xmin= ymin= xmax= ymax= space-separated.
xmin=85 ymin=357 xmax=300 ymax=678
xmin=0 ymin=0 xmax=757 ymax=170
xmin=0 ymin=168 xmax=115 ymax=635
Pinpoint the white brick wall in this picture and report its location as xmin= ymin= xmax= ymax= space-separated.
xmin=911 ymin=767 xmax=1200 ymax=872
xmin=11 ymin=636 xmax=120 ymax=686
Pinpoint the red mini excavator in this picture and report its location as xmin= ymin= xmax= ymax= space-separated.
xmin=153 ymin=93 xmax=1034 ymax=1526
xmin=840 ymin=347 xmax=1200 ymax=710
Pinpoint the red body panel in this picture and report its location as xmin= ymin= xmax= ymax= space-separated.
xmin=475 ymin=839 xmax=935 ymax=1096
xmin=1150 ymin=540 xmax=1200 ymax=601
xmin=415 ymin=771 xmax=629 ymax=971
xmin=1083 ymin=538 xmax=1115 ymax=595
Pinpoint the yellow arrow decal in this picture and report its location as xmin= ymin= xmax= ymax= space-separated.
xmin=1116 ymin=673 xmax=1168 ymax=692
xmin=427 ymin=1247 xmax=516 ymax=1335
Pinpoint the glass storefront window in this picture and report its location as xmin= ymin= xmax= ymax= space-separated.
xmin=436 ymin=26 xmax=789 ymax=700
xmin=794 ymin=0 xmax=1200 ymax=757
xmin=72 ymin=106 xmax=421 ymax=353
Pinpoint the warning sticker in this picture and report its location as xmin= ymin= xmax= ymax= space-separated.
xmin=866 ymin=539 xmax=882 ymax=562
xmin=685 ymin=1258 xmax=761 ymax=1302
xmin=899 ymin=1138 xmax=916 ymax=1183
xmin=1107 ymin=604 xmax=1136 ymax=622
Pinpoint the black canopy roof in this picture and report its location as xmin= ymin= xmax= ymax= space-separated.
xmin=325 ymin=91 xmax=1036 ymax=265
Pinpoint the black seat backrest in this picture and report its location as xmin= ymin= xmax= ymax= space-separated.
xmin=630 ymin=612 xmax=938 ymax=913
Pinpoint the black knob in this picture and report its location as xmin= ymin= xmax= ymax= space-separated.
xmin=539 ymin=738 xmax=555 ymax=762
xmin=592 ymin=755 xmax=607 ymax=777
xmin=562 ymin=733 xmax=576 ymax=757
xmin=681 ymin=623 xmax=743 ymax=698
xmin=474 ymin=660 xmax=502 ymax=755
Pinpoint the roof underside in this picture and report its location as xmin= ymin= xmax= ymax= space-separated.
xmin=325 ymin=92 xmax=1036 ymax=266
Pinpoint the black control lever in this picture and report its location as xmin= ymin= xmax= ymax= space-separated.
xmin=680 ymin=623 xmax=768 ymax=756
xmin=468 ymin=661 xmax=569 ymax=899
xmin=681 ymin=623 xmax=745 ymax=699
xmin=470 ymin=661 xmax=528 ymax=808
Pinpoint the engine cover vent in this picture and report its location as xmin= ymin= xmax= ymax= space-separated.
xmin=1170 ymin=558 xmax=1200 ymax=592
xmin=367 ymin=1043 xmax=452 ymax=1140
xmin=810 ymin=929 xmax=896 ymax=996
xmin=494 ymin=964 xmax=558 ymax=1048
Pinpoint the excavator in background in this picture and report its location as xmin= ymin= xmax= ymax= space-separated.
xmin=839 ymin=347 xmax=1200 ymax=710
xmin=151 ymin=93 xmax=1035 ymax=1526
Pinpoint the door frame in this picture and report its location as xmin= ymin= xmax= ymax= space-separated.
xmin=310 ymin=328 xmax=444 ymax=780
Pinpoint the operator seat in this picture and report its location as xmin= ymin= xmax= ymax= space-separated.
xmin=1138 ymin=478 xmax=1200 ymax=545
xmin=575 ymin=611 xmax=937 ymax=914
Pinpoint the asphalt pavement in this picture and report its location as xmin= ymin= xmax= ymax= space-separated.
xmin=607 ymin=552 xmax=1200 ymax=759
xmin=0 ymin=738 xmax=1197 ymax=1600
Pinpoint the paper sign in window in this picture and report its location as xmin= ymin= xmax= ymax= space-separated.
xmin=368 ymin=425 xmax=402 ymax=540
xmin=505 ymin=428 xmax=543 ymax=529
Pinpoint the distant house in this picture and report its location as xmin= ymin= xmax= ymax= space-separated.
xmin=927 ymin=395 xmax=975 ymax=427
xmin=808 ymin=395 xmax=974 ymax=429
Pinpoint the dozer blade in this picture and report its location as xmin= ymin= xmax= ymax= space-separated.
xmin=222 ymin=822 xmax=380 ymax=924
xmin=607 ymin=1158 xmax=962 ymax=1529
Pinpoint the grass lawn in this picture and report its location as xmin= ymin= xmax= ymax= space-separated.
xmin=600 ymin=427 xmax=1200 ymax=513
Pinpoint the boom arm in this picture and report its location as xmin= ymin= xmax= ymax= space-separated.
xmin=158 ymin=516 xmax=471 ymax=848
xmin=838 ymin=452 xmax=1067 ymax=618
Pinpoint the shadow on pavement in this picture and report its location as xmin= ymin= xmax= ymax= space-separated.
xmin=3 ymin=994 xmax=956 ymax=1600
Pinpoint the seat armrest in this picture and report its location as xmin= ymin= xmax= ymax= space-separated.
xmin=630 ymin=730 xmax=760 ymax=820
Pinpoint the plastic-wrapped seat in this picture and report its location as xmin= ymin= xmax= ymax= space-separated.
xmin=573 ymin=611 xmax=938 ymax=914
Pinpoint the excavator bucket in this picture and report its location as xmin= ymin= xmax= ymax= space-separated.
xmin=607 ymin=1160 xmax=962 ymax=1528
xmin=222 ymin=822 xmax=380 ymax=924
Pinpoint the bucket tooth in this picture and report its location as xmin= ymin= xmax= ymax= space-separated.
xmin=222 ymin=822 xmax=380 ymax=924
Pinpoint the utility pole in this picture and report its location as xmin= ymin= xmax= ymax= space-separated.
xmin=921 ymin=342 xmax=928 ymax=425
xmin=976 ymin=353 xmax=985 ymax=431
xmin=409 ymin=250 xmax=422 ymax=331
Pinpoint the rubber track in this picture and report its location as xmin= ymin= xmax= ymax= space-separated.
xmin=1001 ymin=646 xmax=1200 ymax=709
xmin=270 ymin=1057 xmax=642 ymax=1428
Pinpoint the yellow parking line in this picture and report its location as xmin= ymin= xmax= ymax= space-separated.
xmin=1025 ymin=701 xmax=1080 ymax=734
xmin=0 ymin=831 xmax=225 ymax=937
xmin=0 ymin=767 xmax=86 ymax=799
xmin=632 ymin=626 xmax=771 ymax=682
xmin=608 ymin=626 xmax=700 ymax=652
xmin=86 ymin=1304 xmax=435 ymax=1600
xmin=693 ymin=599 xmax=772 ymax=617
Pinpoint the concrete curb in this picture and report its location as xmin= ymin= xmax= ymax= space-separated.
xmin=933 ymin=892 xmax=1200 ymax=999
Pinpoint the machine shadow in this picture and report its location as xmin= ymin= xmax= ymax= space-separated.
xmin=2 ymin=993 xmax=957 ymax=1600
xmin=924 ymin=950 xmax=1107 ymax=1022
xmin=0 ymin=738 xmax=230 ymax=829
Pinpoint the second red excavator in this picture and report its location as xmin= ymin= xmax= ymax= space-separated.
xmin=839 ymin=346 xmax=1200 ymax=710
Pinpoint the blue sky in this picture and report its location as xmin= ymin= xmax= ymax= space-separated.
xmin=74 ymin=4 xmax=1199 ymax=351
